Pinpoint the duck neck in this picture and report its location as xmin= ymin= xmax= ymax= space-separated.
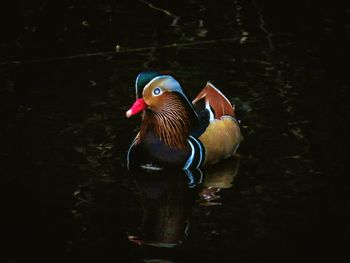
xmin=139 ymin=94 xmax=193 ymax=149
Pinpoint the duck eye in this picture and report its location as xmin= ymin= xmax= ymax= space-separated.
xmin=153 ymin=87 xmax=161 ymax=96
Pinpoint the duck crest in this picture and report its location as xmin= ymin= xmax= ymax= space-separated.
xmin=139 ymin=93 xmax=192 ymax=149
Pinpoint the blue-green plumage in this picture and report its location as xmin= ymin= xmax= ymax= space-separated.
xmin=135 ymin=71 xmax=163 ymax=98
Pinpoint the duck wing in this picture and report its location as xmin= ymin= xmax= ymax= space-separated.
xmin=192 ymin=82 xmax=235 ymax=120
xmin=192 ymin=82 xmax=242 ymax=165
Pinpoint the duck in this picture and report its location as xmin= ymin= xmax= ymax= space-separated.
xmin=126 ymin=71 xmax=243 ymax=171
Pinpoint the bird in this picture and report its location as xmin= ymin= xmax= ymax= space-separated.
xmin=126 ymin=71 xmax=242 ymax=171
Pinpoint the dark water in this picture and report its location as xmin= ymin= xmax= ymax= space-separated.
xmin=1 ymin=1 xmax=349 ymax=262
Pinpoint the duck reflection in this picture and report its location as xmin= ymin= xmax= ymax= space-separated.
xmin=127 ymin=156 xmax=240 ymax=248
xmin=197 ymin=156 xmax=240 ymax=206
xmin=128 ymin=168 xmax=197 ymax=248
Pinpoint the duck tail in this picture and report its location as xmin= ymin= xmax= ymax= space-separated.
xmin=192 ymin=82 xmax=235 ymax=120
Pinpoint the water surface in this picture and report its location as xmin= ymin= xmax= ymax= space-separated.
xmin=1 ymin=1 xmax=348 ymax=262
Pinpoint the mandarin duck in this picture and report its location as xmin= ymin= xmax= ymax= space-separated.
xmin=126 ymin=71 xmax=242 ymax=171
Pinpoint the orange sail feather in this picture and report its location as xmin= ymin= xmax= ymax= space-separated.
xmin=192 ymin=82 xmax=235 ymax=119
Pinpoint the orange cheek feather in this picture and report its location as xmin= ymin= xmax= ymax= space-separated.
xmin=126 ymin=98 xmax=148 ymax=118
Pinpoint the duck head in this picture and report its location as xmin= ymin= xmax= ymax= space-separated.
xmin=126 ymin=73 xmax=198 ymax=122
